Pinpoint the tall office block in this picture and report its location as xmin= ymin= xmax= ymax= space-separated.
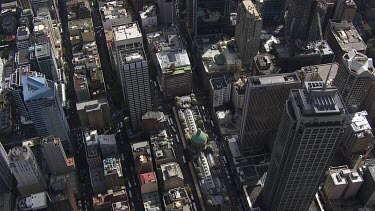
xmin=112 ymin=23 xmax=151 ymax=131
xmin=239 ymin=72 xmax=301 ymax=154
xmin=8 ymin=145 xmax=47 ymax=195
xmin=187 ymin=0 xmax=230 ymax=36
xmin=40 ymin=137 xmax=74 ymax=175
xmin=333 ymin=50 xmax=375 ymax=114
xmin=0 ymin=143 xmax=13 ymax=194
xmin=235 ymin=0 xmax=262 ymax=68
xmin=285 ymin=0 xmax=327 ymax=41
xmin=263 ymin=81 xmax=349 ymax=211
xmin=333 ymin=0 xmax=356 ymax=22
xmin=257 ymin=0 xmax=286 ymax=26
xmin=22 ymin=76 xmax=71 ymax=153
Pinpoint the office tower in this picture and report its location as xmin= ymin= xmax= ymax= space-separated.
xmin=333 ymin=0 xmax=356 ymax=21
xmin=257 ymin=0 xmax=286 ymax=26
xmin=31 ymin=43 xmax=60 ymax=81
xmin=16 ymin=26 xmax=32 ymax=51
xmin=342 ymin=111 xmax=373 ymax=160
xmin=17 ymin=0 xmax=33 ymax=12
xmin=85 ymin=130 xmax=102 ymax=169
xmin=285 ymin=0 xmax=327 ymax=41
xmin=333 ymin=50 xmax=375 ymax=114
xmin=263 ymin=81 xmax=349 ymax=211
xmin=359 ymin=165 xmax=375 ymax=206
xmin=187 ymin=0 xmax=230 ymax=36
xmin=0 ymin=143 xmax=13 ymax=194
xmin=235 ymin=0 xmax=262 ymax=68
xmin=209 ymin=76 xmax=232 ymax=108
xmin=22 ymin=76 xmax=71 ymax=153
xmin=30 ymin=0 xmax=58 ymax=21
xmin=112 ymin=23 xmax=152 ymax=131
xmin=156 ymin=49 xmax=193 ymax=100
xmin=40 ymin=137 xmax=74 ymax=175
xmin=8 ymin=145 xmax=47 ymax=195
xmin=239 ymin=72 xmax=301 ymax=154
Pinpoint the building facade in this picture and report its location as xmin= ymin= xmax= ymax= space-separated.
xmin=263 ymin=81 xmax=349 ymax=211
xmin=235 ymin=0 xmax=262 ymax=68
xmin=22 ymin=76 xmax=71 ymax=152
xmin=239 ymin=72 xmax=301 ymax=154
xmin=333 ymin=50 xmax=375 ymax=114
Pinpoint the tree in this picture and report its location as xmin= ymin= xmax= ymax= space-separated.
xmin=207 ymin=199 xmax=213 ymax=206
xmin=181 ymin=122 xmax=187 ymax=128
xmin=176 ymin=101 xmax=182 ymax=108
xmin=197 ymin=119 xmax=204 ymax=128
xmin=175 ymin=96 xmax=181 ymax=103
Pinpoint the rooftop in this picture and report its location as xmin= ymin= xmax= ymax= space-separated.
xmin=18 ymin=192 xmax=48 ymax=210
xmin=142 ymin=111 xmax=166 ymax=122
xmin=113 ymin=22 xmax=142 ymax=41
xmin=253 ymin=53 xmax=280 ymax=75
xmin=143 ymin=191 xmax=162 ymax=210
xmin=76 ymin=97 xmax=109 ymax=111
xmin=210 ymin=75 xmax=233 ymax=90
xmin=93 ymin=187 xmax=128 ymax=208
xmin=140 ymin=4 xmax=157 ymax=19
xmin=146 ymin=27 xmax=182 ymax=52
xmin=103 ymin=157 xmax=123 ymax=177
xmin=342 ymin=49 xmax=375 ymax=76
xmin=329 ymin=20 xmax=367 ymax=53
xmin=195 ymin=34 xmax=242 ymax=73
xmin=101 ymin=1 xmax=130 ymax=21
xmin=68 ymin=18 xmax=93 ymax=31
xmin=274 ymin=40 xmax=334 ymax=58
xmin=241 ymin=0 xmax=261 ymax=18
xmin=120 ymin=50 xmax=146 ymax=64
xmin=233 ymin=76 xmax=247 ymax=94
xmin=249 ymin=72 xmax=300 ymax=86
xmin=156 ymin=49 xmax=191 ymax=74
xmin=349 ymin=111 xmax=372 ymax=135
xmin=8 ymin=145 xmax=31 ymax=162
xmin=139 ymin=172 xmax=156 ymax=185
xmin=160 ymin=162 xmax=184 ymax=181
xmin=90 ymin=167 xmax=107 ymax=191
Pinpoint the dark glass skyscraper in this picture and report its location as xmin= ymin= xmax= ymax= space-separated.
xmin=260 ymin=0 xmax=287 ymax=26
xmin=195 ymin=0 xmax=230 ymax=35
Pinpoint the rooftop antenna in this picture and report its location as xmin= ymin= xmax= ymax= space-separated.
xmin=323 ymin=55 xmax=336 ymax=90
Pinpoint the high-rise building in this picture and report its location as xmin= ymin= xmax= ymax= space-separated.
xmin=257 ymin=0 xmax=286 ymax=26
xmin=333 ymin=0 xmax=356 ymax=21
xmin=112 ymin=23 xmax=151 ymax=130
xmin=263 ymin=81 xmax=349 ymax=211
xmin=285 ymin=0 xmax=327 ymax=41
xmin=0 ymin=143 xmax=14 ymax=194
xmin=40 ymin=136 xmax=74 ymax=175
xmin=22 ymin=76 xmax=71 ymax=152
xmin=186 ymin=0 xmax=230 ymax=36
xmin=333 ymin=49 xmax=375 ymax=114
xmin=239 ymin=72 xmax=301 ymax=154
xmin=84 ymin=130 xmax=102 ymax=169
xmin=8 ymin=145 xmax=47 ymax=195
xmin=235 ymin=0 xmax=262 ymax=68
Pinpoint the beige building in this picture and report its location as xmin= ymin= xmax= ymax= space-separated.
xmin=235 ymin=0 xmax=262 ymax=68
xmin=160 ymin=162 xmax=184 ymax=191
xmin=77 ymin=98 xmax=111 ymax=129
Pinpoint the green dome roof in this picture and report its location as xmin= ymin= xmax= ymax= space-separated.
xmin=192 ymin=129 xmax=207 ymax=145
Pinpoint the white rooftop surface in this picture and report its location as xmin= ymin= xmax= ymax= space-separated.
xmin=156 ymin=49 xmax=191 ymax=69
xmin=101 ymin=1 xmax=129 ymax=19
xmin=350 ymin=111 xmax=372 ymax=133
xmin=344 ymin=49 xmax=375 ymax=75
xmin=113 ymin=23 xmax=142 ymax=41
xmin=228 ymin=138 xmax=241 ymax=158
xmin=330 ymin=172 xmax=347 ymax=186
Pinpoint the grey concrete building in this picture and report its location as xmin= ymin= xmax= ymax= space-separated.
xmin=235 ymin=0 xmax=262 ymax=68
xmin=239 ymin=72 xmax=301 ymax=154
xmin=263 ymin=81 xmax=349 ymax=211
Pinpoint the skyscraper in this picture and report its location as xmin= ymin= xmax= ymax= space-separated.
xmin=333 ymin=49 xmax=375 ymax=114
xmin=8 ymin=145 xmax=47 ymax=195
xmin=239 ymin=72 xmax=301 ymax=154
xmin=22 ymin=76 xmax=71 ymax=152
xmin=285 ymin=0 xmax=327 ymax=41
xmin=257 ymin=0 xmax=287 ymax=26
xmin=40 ymin=137 xmax=74 ymax=175
xmin=263 ymin=81 xmax=349 ymax=211
xmin=0 ymin=143 xmax=14 ymax=194
xmin=186 ymin=0 xmax=230 ymax=36
xmin=235 ymin=0 xmax=263 ymax=68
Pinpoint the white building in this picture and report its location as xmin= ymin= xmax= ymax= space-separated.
xmin=100 ymin=1 xmax=132 ymax=30
xmin=209 ymin=76 xmax=232 ymax=108
xmin=18 ymin=192 xmax=48 ymax=210
xmin=334 ymin=49 xmax=375 ymax=113
xmin=8 ymin=145 xmax=46 ymax=195
xmin=232 ymin=76 xmax=247 ymax=111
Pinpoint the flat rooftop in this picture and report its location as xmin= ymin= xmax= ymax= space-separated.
xmin=101 ymin=1 xmax=130 ymax=20
xmin=249 ymin=72 xmax=300 ymax=86
xmin=329 ymin=20 xmax=367 ymax=53
xmin=68 ymin=18 xmax=93 ymax=30
xmin=113 ymin=22 xmax=142 ymax=41
xmin=120 ymin=49 xmax=146 ymax=64
xmin=103 ymin=157 xmax=123 ymax=177
xmin=156 ymin=49 xmax=191 ymax=74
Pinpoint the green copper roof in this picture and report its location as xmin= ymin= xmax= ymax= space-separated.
xmin=192 ymin=129 xmax=207 ymax=145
